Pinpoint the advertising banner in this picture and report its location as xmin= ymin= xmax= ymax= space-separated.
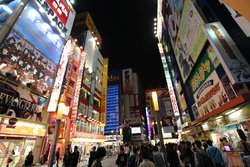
xmin=157 ymin=0 xmax=163 ymax=41
xmin=0 ymin=81 xmax=47 ymax=122
xmin=0 ymin=0 xmax=21 ymax=30
xmin=108 ymin=70 xmax=122 ymax=85
xmin=122 ymin=68 xmax=133 ymax=94
xmin=189 ymin=51 xmax=229 ymax=118
xmin=204 ymin=22 xmax=250 ymax=84
xmin=13 ymin=1 xmax=65 ymax=64
xmin=174 ymin=0 xmax=207 ymax=82
xmin=47 ymin=39 xmax=72 ymax=112
xmin=100 ymin=59 xmax=108 ymax=126
xmin=165 ymin=0 xmax=184 ymax=45
xmin=0 ymin=30 xmax=57 ymax=96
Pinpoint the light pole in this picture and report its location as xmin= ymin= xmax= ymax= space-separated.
xmin=48 ymin=103 xmax=64 ymax=167
xmin=151 ymin=91 xmax=165 ymax=152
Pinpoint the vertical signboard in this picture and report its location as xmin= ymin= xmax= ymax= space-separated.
xmin=71 ymin=47 xmax=86 ymax=120
xmin=122 ymin=69 xmax=133 ymax=94
xmin=100 ymin=58 xmax=108 ymax=126
xmin=47 ymin=39 xmax=72 ymax=112
xmin=157 ymin=0 xmax=163 ymax=41
xmin=204 ymin=22 xmax=250 ymax=84
xmin=174 ymin=0 xmax=207 ymax=82
xmin=189 ymin=50 xmax=229 ymax=118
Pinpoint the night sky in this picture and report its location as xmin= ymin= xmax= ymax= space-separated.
xmin=73 ymin=0 xmax=166 ymax=90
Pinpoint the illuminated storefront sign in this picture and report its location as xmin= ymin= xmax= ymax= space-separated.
xmin=189 ymin=50 xmax=229 ymax=118
xmin=71 ymin=46 xmax=86 ymax=120
xmin=100 ymin=58 xmax=108 ymax=125
xmin=48 ymin=39 xmax=72 ymax=112
xmin=69 ymin=123 xmax=76 ymax=138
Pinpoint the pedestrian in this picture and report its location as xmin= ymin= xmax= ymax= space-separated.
xmin=183 ymin=141 xmax=195 ymax=167
xmin=55 ymin=148 xmax=60 ymax=167
xmin=194 ymin=140 xmax=213 ymax=167
xmin=71 ymin=146 xmax=80 ymax=167
xmin=116 ymin=146 xmax=127 ymax=167
xmin=166 ymin=143 xmax=180 ymax=167
xmin=206 ymin=140 xmax=225 ymax=167
xmin=128 ymin=147 xmax=138 ymax=167
xmin=88 ymin=146 xmax=97 ymax=167
xmin=23 ymin=151 xmax=34 ymax=167
xmin=138 ymin=147 xmax=155 ymax=167
xmin=6 ymin=150 xmax=15 ymax=167
xmin=91 ymin=147 xmax=106 ymax=167
xmin=152 ymin=146 xmax=168 ymax=167
xmin=63 ymin=148 xmax=72 ymax=167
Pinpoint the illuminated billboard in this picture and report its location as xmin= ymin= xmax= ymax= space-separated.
xmin=0 ymin=0 xmax=21 ymax=30
xmin=13 ymin=1 xmax=65 ymax=64
xmin=0 ymin=81 xmax=47 ymax=122
xmin=0 ymin=30 xmax=57 ymax=96
xmin=174 ymin=0 xmax=207 ymax=82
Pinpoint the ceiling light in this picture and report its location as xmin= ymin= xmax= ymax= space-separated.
xmin=74 ymin=39 xmax=78 ymax=42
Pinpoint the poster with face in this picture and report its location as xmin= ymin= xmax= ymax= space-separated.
xmin=0 ymin=81 xmax=46 ymax=122
xmin=0 ymin=30 xmax=57 ymax=96
xmin=174 ymin=0 xmax=207 ymax=82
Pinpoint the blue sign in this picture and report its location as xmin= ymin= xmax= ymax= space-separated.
xmin=0 ymin=0 xmax=20 ymax=30
xmin=13 ymin=1 xmax=64 ymax=64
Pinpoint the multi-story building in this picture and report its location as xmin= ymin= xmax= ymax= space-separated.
xmin=68 ymin=12 xmax=108 ymax=154
xmin=156 ymin=0 xmax=250 ymax=149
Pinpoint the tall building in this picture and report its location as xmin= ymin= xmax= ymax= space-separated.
xmin=104 ymin=70 xmax=122 ymax=142
xmin=156 ymin=0 xmax=250 ymax=148
xmin=65 ymin=12 xmax=108 ymax=154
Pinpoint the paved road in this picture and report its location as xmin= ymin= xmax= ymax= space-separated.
xmin=36 ymin=155 xmax=117 ymax=167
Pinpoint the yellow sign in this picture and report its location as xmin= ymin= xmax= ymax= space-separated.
xmin=100 ymin=58 xmax=108 ymax=126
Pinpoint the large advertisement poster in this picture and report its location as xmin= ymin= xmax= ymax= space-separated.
xmin=174 ymin=0 xmax=207 ymax=82
xmin=0 ymin=81 xmax=47 ymax=122
xmin=0 ymin=0 xmax=21 ymax=30
xmin=165 ymin=0 xmax=184 ymax=45
xmin=204 ymin=22 xmax=250 ymax=84
xmin=189 ymin=51 xmax=229 ymax=118
xmin=122 ymin=69 xmax=133 ymax=94
xmin=0 ymin=30 xmax=57 ymax=96
xmin=13 ymin=1 xmax=65 ymax=64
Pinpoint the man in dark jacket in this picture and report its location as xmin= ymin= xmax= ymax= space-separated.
xmin=88 ymin=146 xmax=97 ymax=167
xmin=71 ymin=146 xmax=79 ymax=167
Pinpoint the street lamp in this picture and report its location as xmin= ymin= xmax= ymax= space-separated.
xmin=48 ymin=102 xmax=65 ymax=167
xmin=151 ymin=91 xmax=165 ymax=152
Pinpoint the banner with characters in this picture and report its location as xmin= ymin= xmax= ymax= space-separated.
xmin=0 ymin=81 xmax=47 ymax=122
xmin=0 ymin=30 xmax=57 ymax=96
xmin=189 ymin=50 xmax=229 ymax=118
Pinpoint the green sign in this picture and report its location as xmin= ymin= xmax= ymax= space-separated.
xmin=189 ymin=51 xmax=215 ymax=94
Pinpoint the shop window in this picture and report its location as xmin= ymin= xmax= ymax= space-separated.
xmin=93 ymin=98 xmax=100 ymax=108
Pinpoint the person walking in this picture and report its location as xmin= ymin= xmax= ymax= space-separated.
xmin=206 ymin=140 xmax=225 ymax=167
xmin=88 ymin=146 xmax=97 ymax=167
xmin=152 ymin=146 xmax=168 ymax=167
xmin=138 ymin=147 xmax=155 ymax=167
xmin=71 ymin=146 xmax=80 ymax=167
xmin=23 ymin=151 xmax=34 ymax=167
xmin=91 ymin=147 xmax=106 ymax=167
xmin=194 ymin=140 xmax=213 ymax=167
xmin=128 ymin=147 xmax=138 ymax=167
xmin=183 ymin=141 xmax=195 ymax=167
xmin=116 ymin=146 xmax=127 ymax=167
xmin=166 ymin=143 xmax=180 ymax=167
xmin=63 ymin=148 xmax=71 ymax=167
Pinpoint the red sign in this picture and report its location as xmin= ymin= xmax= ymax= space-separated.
xmin=46 ymin=0 xmax=70 ymax=25
xmin=69 ymin=124 xmax=76 ymax=138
